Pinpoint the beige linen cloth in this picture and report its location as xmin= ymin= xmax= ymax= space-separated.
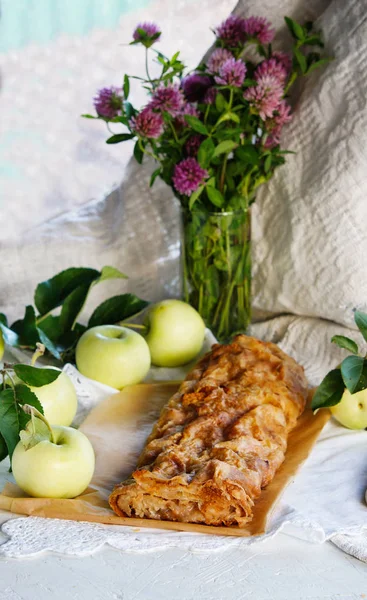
xmin=1 ymin=0 xmax=367 ymax=560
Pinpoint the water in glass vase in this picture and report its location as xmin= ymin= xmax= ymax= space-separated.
xmin=182 ymin=208 xmax=251 ymax=341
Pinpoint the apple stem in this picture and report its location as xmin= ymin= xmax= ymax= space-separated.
xmin=121 ymin=323 xmax=147 ymax=331
xmin=31 ymin=343 xmax=46 ymax=366
xmin=22 ymin=404 xmax=56 ymax=444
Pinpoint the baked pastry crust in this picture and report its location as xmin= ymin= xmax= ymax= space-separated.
xmin=109 ymin=335 xmax=308 ymax=527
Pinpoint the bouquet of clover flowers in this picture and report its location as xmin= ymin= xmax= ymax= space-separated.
xmin=85 ymin=16 xmax=328 ymax=340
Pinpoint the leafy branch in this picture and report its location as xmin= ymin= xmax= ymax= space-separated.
xmin=312 ymin=311 xmax=367 ymax=411
xmin=0 ymin=266 xmax=149 ymax=364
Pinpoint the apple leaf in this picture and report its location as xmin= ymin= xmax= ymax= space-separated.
xmin=88 ymin=294 xmax=149 ymax=328
xmin=34 ymin=267 xmax=100 ymax=315
xmin=19 ymin=417 xmax=50 ymax=451
xmin=93 ymin=266 xmax=128 ymax=285
xmin=340 ymin=355 xmax=366 ymax=394
xmin=0 ymin=389 xmax=20 ymax=459
xmin=13 ymin=365 xmax=61 ymax=387
xmin=311 ymin=368 xmax=345 ymax=411
xmin=37 ymin=327 xmax=62 ymax=360
xmin=354 ymin=310 xmax=367 ymax=343
xmin=15 ymin=385 xmax=44 ymax=415
xmin=331 ymin=335 xmax=359 ymax=355
xmin=11 ymin=305 xmax=40 ymax=347
xmin=0 ymin=434 xmax=8 ymax=462
xmin=0 ymin=313 xmax=19 ymax=347
xmin=59 ymin=282 xmax=92 ymax=333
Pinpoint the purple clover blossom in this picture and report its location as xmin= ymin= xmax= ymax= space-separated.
xmin=215 ymin=15 xmax=247 ymax=48
xmin=185 ymin=134 xmax=203 ymax=157
xmin=175 ymin=102 xmax=200 ymax=128
xmin=149 ymin=83 xmax=184 ymax=116
xmin=255 ymin=58 xmax=287 ymax=84
xmin=264 ymin=100 xmax=292 ymax=147
xmin=93 ymin=87 xmax=122 ymax=119
xmin=133 ymin=22 xmax=161 ymax=47
xmin=214 ymin=57 xmax=246 ymax=87
xmin=130 ymin=107 xmax=164 ymax=139
xmin=243 ymin=16 xmax=275 ymax=44
xmin=206 ymin=48 xmax=233 ymax=74
xmin=244 ymin=74 xmax=283 ymax=120
xmin=203 ymin=86 xmax=218 ymax=105
xmin=272 ymin=51 xmax=292 ymax=74
xmin=173 ymin=158 xmax=208 ymax=196
xmin=181 ymin=73 xmax=212 ymax=102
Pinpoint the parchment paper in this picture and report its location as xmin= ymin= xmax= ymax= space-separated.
xmin=0 ymin=383 xmax=329 ymax=537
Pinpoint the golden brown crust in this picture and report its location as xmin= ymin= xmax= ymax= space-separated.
xmin=109 ymin=335 xmax=308 ymax=527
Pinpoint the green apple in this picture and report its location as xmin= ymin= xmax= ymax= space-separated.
xmin=30 ymin=368 xmax=78 ymax=427
xmin=12 ymin=418 xmax=95 ymax=498
xmin=145 ymin=299 xmax=205 ymax=367
xmin=0 ymin=330 xmax=4 ymax=362
xmin=75 ymin=325 xmax=151 ymax=389
xmin=331 ymin=388 xmax=367 ymax=429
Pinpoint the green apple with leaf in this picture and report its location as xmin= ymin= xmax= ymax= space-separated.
xmin=145 ymin=299 xmax=205 ymax=367
xmin=12 ymin=405 xmax=95 ymax=498
xmin=312 ymin=310 xmax=367 ymax=429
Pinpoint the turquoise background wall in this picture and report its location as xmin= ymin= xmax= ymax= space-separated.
xmin=0 ymin=0 xmax=152 ymax=52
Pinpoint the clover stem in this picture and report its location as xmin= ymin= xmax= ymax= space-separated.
xmin=22 ymin=404 xmax=56 ymax=444
xmin=31 ymin=343 xmax=45 ymax=366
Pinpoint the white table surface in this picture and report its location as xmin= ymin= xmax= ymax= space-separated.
xmin=1 ymin=464 xmax=367 ymax=600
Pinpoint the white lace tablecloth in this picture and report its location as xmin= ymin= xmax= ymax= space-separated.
xmin=1 ymin=322 xmax=367 ymax=561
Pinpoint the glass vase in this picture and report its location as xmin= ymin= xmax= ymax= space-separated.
xmin=181 ymin=208 xmax=251 ymax=341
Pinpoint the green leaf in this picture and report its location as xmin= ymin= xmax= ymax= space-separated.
xmin=0 ymin=389 xmax=20 ymax=460
xmin=150 ymin=167 xmax=161 ymax=187
xmin=294 ymin=47 xmax=307 ymax=74
xmin=81 ymin=114 xmax=99 ymax=119
xmin=35 ymin=267 xmax=100 ymax=315
xmin=235 ymin=145 xmax=259 ymax=166
xmin=331 ymin=335 xmax=359 ymax=355
xmin=284 ymin=16 xmax=305 ymax=41
xmin=217 ymin=112 xmax=240 ymax=126
xmin=106 ymin=133 xmax=135 ymax=144
xmin=207 ymin=186 xmax=224 ymax=208
xmin=0 ymin=434 xmax=8 ymax=462
xmin=188 ymin=184 xmax=205 ymax=210
xmin=134 ymin=140 xmax=144 ymax=164
xmin=311 ymin=369 xmax=345 ymax=411
xmin=88 ymin=294 xmax=149 ymax=328
xmin=15 ymin=385 xmax=44 ymax=415
xmin=305 ymin=58 xmax=331 ymax=75
xmin=264 ymin=154 xmax=272 ymax=173
xmin=198 ymin=138 xmax=215 ymax=168
xmin=38 ymin=328 xmax=62 ymax=360
xmin=215 ymin=93 xmax=226 ymax=113
xmin=213 ymin=140 xmax=238 ymax=157
xmin=19 ymin=418 xmax=51 ymax=451
xmin=0 ymin=313 xmax=19 ymax=347
xmin=123 ymin=74 xmax=130 ymax=99
xmin=184 ymin=115 xmax=209 ymax=135
xmin=341 ymin=355 xmax=364 ymax=394
xmin=305 ymin=35 xmax=324 ymax=47
xmin=11 ymin=305 xmax=40 ymax=347
xmin=94 ymin=266 xmax=128 ymax=285
xmin=124 ymin=102 xmax=136 ymax=120
xmin=13 ymin=365 xmax=61 ymax=387
xmin=354 ymin=311 xmax=367 ymax=342
xmin=36 ymin=315 xmax=62 ymax=342
xmin=59 ymin=283 xmax=91 ymax=333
